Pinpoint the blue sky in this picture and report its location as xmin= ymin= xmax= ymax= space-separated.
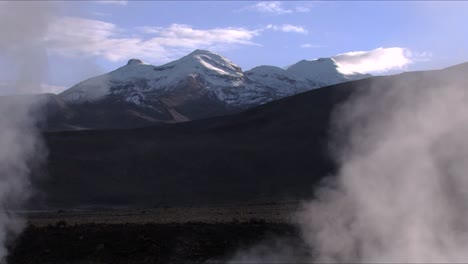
xmin=1 ymin=1 xmax=468 ymax=93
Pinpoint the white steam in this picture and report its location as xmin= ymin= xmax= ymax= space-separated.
xmin=0 ymin=1 xmax=56 ymax=261
xmin=230 ymin=67 xmax=468 ymax=262
xmin=0 ymin=1 xmax=56 ymax=94
xmin=299 ymin=71 xmax=468 ymax=262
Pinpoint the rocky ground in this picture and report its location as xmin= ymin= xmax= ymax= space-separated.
xmin=7 ymin=203 xmax=312 ymax=264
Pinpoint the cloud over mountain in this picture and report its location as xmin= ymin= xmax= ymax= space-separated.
xmin=45 ymin=17 xmax=260 ymax=63
xmin=333 ymin=47 xmax=413 ymax=74
xmin=44 ymin=16 xmax=317 ymax=65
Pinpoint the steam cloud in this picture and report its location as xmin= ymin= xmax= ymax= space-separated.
xmin=0 ymin=1 xmax=56 ymax=261
xmin=299 ymin=71 xmax=468 ymax=262
xmin=231 ymin=67 xmax=468 ymax=262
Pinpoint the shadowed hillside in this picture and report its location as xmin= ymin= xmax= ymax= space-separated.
xmin=32 ymin=62 xmax=468 ymax=208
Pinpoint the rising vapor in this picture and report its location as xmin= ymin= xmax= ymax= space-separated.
xmin=299 ymin=70 xmax=468 ymax=262
xmin=229 ymin=66 xmax=468 ymax=263
xmin=0 ymin=1 xmax=56 ymax=261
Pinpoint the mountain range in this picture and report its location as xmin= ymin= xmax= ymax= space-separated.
xmin=25 ymin=49 xmax=371 ymax=130
xmin=31 ymin=61 xmax=468 ymax=208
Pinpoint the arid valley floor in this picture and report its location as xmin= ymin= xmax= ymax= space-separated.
xmin=8 ymin=203 xmax=310 ymax=263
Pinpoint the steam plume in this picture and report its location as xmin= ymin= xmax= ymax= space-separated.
xmin=299 ymin=71 xmax=468 ymax=262
xmin=230 ymin=68 xmax=468 ymax=262
xmin=0 ymin=1 xmax=56 ymax=261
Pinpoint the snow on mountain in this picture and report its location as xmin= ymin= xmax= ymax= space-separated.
xmin=243 ymin=58 xmax=371 ymax=98
xmin=147 ymin=49 xmax=245 ymax=89
xmin=244 ymin=65 xmax=308 ymax=96
xmin=285 ymin=57 xmax=371 ymax=87
xmin=59 ymin=50 xmax=372 ymax=118
xmin=60 ymin=50 xmax=253 ymax=106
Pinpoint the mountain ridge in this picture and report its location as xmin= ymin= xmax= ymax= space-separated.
xmin=45 ymin=50 xmax=372 ymax=129
xmin=32 ymin=61 xmax=468 ymax=208
xmin=2 ymin=50 xmax=374 ymax=131
xmin=60 ymin=50 xmax=370 ymax=106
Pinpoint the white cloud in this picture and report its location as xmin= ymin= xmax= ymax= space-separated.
xmin=244 ymin=1 xmax=311 ymax=15
xmin=147 ymin=24 xmax=259 ymax=46
xmin=300 ymin=43 xmax=322 ymax=48
xmin=251 ymin=1 xmax=291 ymax=14
xmin=266 ymin=24 xmax=308 ymax=34
xmin=332 ymin=47 xmax=415 ymax=74
xmin=45 ymin=17 xmax=260 ymax=64
xmin=95 ymin=0 xmax=128 ymax=6
xmin=43 ymin=17 xmax=315 ymax=66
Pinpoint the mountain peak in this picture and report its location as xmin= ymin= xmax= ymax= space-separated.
xmin=127 ymin=59 xmax=144 ymax=66
xmin=187 ymin=49 xmax=232 ymax=64
xmin=316 ymin=57 xmax=334 ymax=63
xmin=174 ymin=49 xmax=243 ymax=75
xmin=286 ymin=57 xmax=369 ymax=85
xmin=189 ymin=49 xmax=214 ymax=56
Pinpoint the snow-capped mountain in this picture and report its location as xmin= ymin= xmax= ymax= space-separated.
xmin=244 ymin=58 xmax=371 ymax=96
xmin=57 ymin=49 xmax=371 ymax=128
xmin=61 ymin=50 xmax=268 ymax=107
xmin=244 ymin=65 xmax=308 ymax=96
xmin=286 ymin=57 xmax=371 ymax=86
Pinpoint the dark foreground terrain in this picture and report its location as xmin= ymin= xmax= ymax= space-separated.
xmin=8 ymin=205 xmax=310 ymax=264
xmin=10 ymin=63 xmax=468 ymax=263
xmin=9 ymin=223 xmax=307 ymax=264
